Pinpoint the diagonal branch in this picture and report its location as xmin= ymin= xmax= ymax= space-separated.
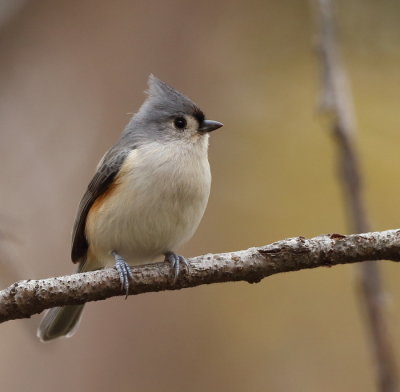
xmin=316 ymin=1 xmax=398 ymax=390
xmin=1 ymin=229 xmax=400 ymax=324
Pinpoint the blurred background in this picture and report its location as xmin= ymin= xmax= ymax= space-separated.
xmin=1 ymin=0 xmax=400 ymax=391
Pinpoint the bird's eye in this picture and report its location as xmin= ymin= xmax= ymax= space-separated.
xmin=174 ymin=117 xmax=187 ymax=129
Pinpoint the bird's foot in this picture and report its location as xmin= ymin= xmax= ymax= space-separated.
xmin=164 ymin=251 xmax=189 ymax=284
xmin=112 ymin=251 xmax=132 ymax=299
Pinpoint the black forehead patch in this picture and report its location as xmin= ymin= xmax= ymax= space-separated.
xmin=192 ymin=107 xmax=205 ymax=124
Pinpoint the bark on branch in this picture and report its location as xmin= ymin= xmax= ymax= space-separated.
xmin=1 ymin=229 xmax=400 ymax=323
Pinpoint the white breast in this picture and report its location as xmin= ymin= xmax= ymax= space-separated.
xmin=85 ymin=136 xmax=211 ymax=268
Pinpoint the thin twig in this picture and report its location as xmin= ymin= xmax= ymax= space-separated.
xmin=316 ymin=0 xmax=398 ymax=390
xmin=1 ymin=229 xmax=400 ymax=324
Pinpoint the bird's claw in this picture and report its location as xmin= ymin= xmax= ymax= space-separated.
xmin=165 ymin=252 xmax=189 ymax=284
xmin=112 ymin=251 xmax=132 ymax=299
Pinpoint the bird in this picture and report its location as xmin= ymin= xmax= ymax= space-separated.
xmin=37 ymin=75 xmax=223 ymax=341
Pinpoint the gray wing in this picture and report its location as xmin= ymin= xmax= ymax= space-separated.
xmin=71 ymin=147 xmax=130 ymax=263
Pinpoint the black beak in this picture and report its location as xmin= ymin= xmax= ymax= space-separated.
xmin=198 ymin=120 xmax=223 ymax=133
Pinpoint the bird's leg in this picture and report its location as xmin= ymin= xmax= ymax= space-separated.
xmin=164 ymin=251 xmax=190 ymax=284
xmin=111 ymin=250 xmax=132 ymax=299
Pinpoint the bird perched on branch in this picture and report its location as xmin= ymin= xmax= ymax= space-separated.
xmin=37 ymin=75 xmax=223 ymax=341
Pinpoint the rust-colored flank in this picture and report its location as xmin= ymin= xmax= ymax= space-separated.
xmin=89 ymin=179 xmax=120 ymax=215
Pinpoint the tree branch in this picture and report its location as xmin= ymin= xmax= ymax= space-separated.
xmin=1 ymin=229 xmax=400 ymax=323
xmin=316 ymin=1 xmax=398 ymax=390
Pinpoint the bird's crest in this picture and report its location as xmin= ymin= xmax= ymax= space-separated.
xmin=146 ymin=74 xmax=205 ymax=122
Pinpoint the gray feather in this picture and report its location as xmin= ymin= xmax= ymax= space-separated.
xmin=71 ymin=147 xmax=131 ymax=262
xmin=37 ymin=305 xmax=84 ymax=342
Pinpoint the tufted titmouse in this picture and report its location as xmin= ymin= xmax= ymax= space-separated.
xmin=37 ymin=75 xmax=223 ymax=341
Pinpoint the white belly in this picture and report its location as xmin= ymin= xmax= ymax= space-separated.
xmin=85 ymin=139 xmax=211 ymax=268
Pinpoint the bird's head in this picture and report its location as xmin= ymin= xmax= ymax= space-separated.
xmin=132 ymin=75 xmax=223 ymax=144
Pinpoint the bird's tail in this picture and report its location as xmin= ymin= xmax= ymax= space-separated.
xmin=37 ymin=304 xmax=85 ymax=342
xmin=37 ymin=261 xmax=88 ymax=342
